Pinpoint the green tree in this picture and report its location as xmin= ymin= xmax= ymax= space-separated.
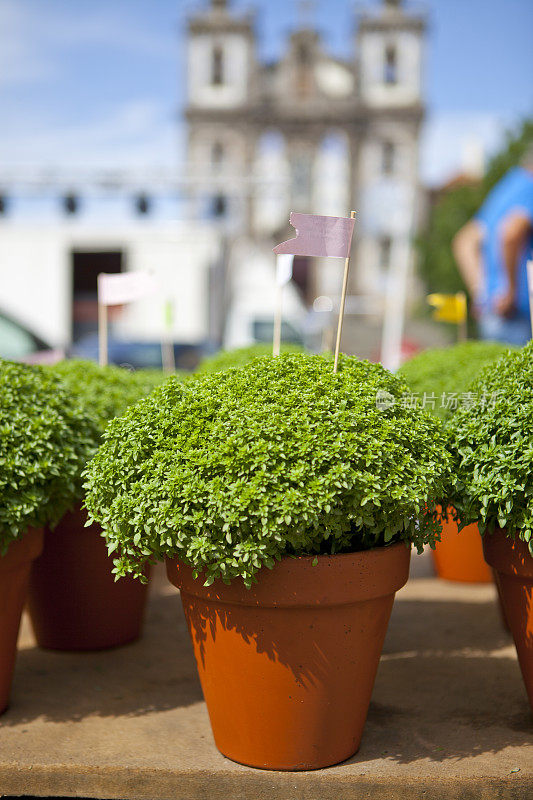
xmin=417 ymin=119 xmax=533 ymax=295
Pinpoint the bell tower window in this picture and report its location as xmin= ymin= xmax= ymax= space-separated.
xmin=382 ymin=141 xmax=395 ymax=175
xmin=378 ymin=235 xmax=392 ymax=273
xmin=294 ymin=41 xmax=313 ymax=97
xmin=212 ymin=141 xmax=225 ymax=167
xmin=297 ymin=42 xmax=310 ymax=64
xmin=211 ymin=45 xmax=224 ymax=86
xmin=384 ymin=45 xmax=397 ymax=85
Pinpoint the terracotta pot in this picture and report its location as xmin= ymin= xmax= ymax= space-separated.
xmin=432 ymin=505 xmax=492 ymax=583
xmin=27 ymin=505 xmax=150 ymax=651
xmin=167 ymin=543 xmax=410 ymax=770
xmin=483 ymin=529 xmax=533 ymax=710
xmin=0 ymin=528 xmax=43 ymax=714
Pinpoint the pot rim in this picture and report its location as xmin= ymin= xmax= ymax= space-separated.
xmin=166 ymin=541 xmax=411 ymax=608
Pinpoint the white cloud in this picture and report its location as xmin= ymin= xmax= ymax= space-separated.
xmin=420 ymin=111 xmax=519 ymax=187
xmin=0 ymin=0 xmax=175 ymax=89
xmin=0 ymin=99 xmax=181 ymax=168
xmin=0 ymin=0 xmax=181 ymax=167
xmin=42 ymin=7 xmax=176 ymax=59
xmin=0 ymin=0 xmax=58 ymax=85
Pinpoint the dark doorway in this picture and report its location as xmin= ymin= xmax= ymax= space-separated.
xmin=71 ymin=250 xmax=123 ymax=342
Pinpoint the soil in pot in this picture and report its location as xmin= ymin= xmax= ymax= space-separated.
xmin=483 ymin=529 xmax=533 ymax=710
xmin=27 ymin=505 xmax=150 ymax=651
xmin=432 ymin=506 xmax=492 ymax=583
xmin=0 ymin=528 xmax=44 ymax=714
xmin=167 ymin=542 xmax=410 ymax=771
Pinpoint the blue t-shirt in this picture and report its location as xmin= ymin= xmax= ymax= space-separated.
xmin=476 ymin=166 xmax=533 ymax=317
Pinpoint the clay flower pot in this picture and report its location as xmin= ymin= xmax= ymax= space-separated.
xmin=27 ymin=505 xmax=150 ymax=651
xmin=167 ymin=542 xmax=410 ymax=770
xmin=483 ymin=528 xmax=533 ymax=710
xmin=0 ymin=528 xmax=44 ymax=714
xmin=432 ymin=505 xmax=492 ymax=583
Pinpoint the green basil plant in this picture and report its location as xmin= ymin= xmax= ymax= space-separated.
xmin=50 ymin=360 xmax=168 ymax=435
xmin=447 ymin=341 xmax=533 ymax=551
xmin=0 ymin=359 xmax=99 ymax=553
xmin=84 ymin=354 xmax=452 ymax=587
xmin=398 ymin=341 xmax=515 ymax=420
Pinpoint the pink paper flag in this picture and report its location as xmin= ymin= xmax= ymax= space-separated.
xmin=98 ymin=271 xmax=158 ymax=306
xmin=273 ymin=212 xmax=355 ymax=259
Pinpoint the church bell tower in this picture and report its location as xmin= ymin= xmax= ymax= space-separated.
xmin=186 ymin=0 xmax=257 ymax=230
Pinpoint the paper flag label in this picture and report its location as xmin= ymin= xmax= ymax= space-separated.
xmin=98 ymin=271 xmax=158 ymax=306
xmin=273 ymin=212 xmax=355 ymax=259
xmin=427 ymin=293 xmax=467 ymax=324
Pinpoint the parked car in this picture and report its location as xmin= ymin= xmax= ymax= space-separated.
xmin=0 ymin=309 xmax=62 ymax=363
xmin=69 ymin=332 xmax=203 ymax=371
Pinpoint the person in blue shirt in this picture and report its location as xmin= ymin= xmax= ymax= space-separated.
xmin=452 ymin=149 xmax=533 ymax=345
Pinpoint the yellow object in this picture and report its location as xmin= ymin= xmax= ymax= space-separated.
xmin=427 ymin=292 xmax=467 ymax=324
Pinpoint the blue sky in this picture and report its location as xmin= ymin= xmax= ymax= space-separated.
xmin=1 ymin=0 xmax=532 ymax=185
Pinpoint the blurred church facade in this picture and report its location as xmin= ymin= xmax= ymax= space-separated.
xmin=186 ymin=0 xmax=426 ymax=302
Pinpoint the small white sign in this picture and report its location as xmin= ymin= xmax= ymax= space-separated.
xmin=98 ymin=271 xmax=158 ymax=306
xmin=276 ymin=254 xmax=294 ymax=287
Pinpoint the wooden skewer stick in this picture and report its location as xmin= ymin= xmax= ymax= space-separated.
xmin=272 ymin=283 xmax=283 ymax=357
xmin=161 ymin=299 xmax=176 ymax=372
xmin=97 ymin=274 xmax=108 ymax=367
xmin=333 ymin=210 xmax=356 ymax=374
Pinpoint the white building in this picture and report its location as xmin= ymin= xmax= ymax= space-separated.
xmin=0 ymin=211 xmax=220 ymax=352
